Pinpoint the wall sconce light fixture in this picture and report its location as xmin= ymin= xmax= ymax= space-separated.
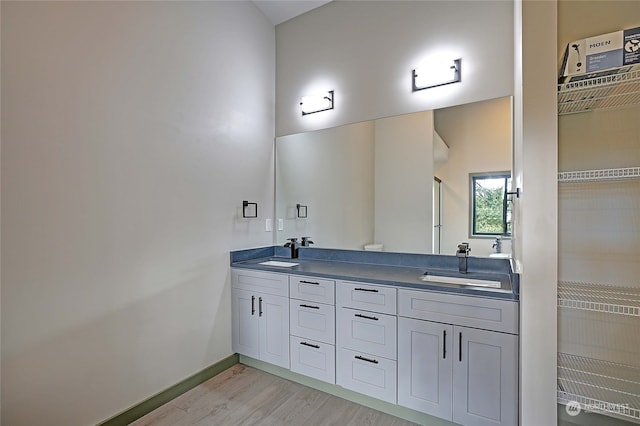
xmin=300 ymin=90 xmax=334 ymax=115
xmin=242 ymin=200 xmax=257 ymax=218
xmin=412 ymin=59 xmax=461 ymax=91
xmin=296 ymin=203 xmax=308 ymax=218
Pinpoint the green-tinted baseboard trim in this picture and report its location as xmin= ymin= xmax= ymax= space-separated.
xmin=98 ymin=354 xmax=239 ymax=426
xmin=239 ymin=355 xmax=456 ymax=426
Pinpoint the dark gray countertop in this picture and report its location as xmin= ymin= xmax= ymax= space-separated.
xmin=230 ymin=246 xmax=519 ymax=301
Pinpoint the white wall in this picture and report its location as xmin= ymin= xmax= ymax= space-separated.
xmin=276 ymin=0 xmax=514 ymax=137
xmin=1 ymin=2 xmax=275 ymax=425
xmin=275 ymin=122 xmax=375 ymax=249
xmin=558 ymin=106 xmax=640 ymax=287
xmin=434 ymin=97 xmax=512 ymax=257
xmin=374 ymin=111 xmax=434 ymax=253
xmin=0 ymin=2 xmax=3 ymax=417
xmin=513 ymin=1 xmax=558 ymax=425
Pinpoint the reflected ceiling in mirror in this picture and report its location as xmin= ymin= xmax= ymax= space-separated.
xmin=275 ymin=96 xmax=513 ymax=258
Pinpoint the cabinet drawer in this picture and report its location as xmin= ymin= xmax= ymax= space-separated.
xmin=398 ymin=289 xmax=518 ymax=334
xmin=290 ymin=336 xmax=335 ymax=384
xmin=337 ymin=281 xmax=397 ymax=315
xmin=337 ymin=347 xmax=397 ymax=404
xmin=290 ymin=275 xmax=335 ymax=305
xmin=290 ymin=300 xmax=335 ymax=344
xmin=231 ymin=269 xmax=288 ymax=297
xmin=337 ymin=307 xmax=397 ymax=360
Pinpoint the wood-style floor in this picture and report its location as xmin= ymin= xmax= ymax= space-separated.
xmin=130 ymin=364 xmax=419 ymax=426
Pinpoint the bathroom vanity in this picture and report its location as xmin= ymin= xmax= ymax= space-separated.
xmin=230 ymin=246 xmax=519 ymax=426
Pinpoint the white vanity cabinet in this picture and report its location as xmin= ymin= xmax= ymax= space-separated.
xmin=289 ymin=275 xmax=336 ymax=384
xmin=231 ymin=264 xmax=520 ymax=425
xmin=397 ymin=289 xmax=519 ymax=426
xmin=336 ymin=281 xmax=398 ymax=404
xmin=231 ymin=269 xmax=290 ymax=369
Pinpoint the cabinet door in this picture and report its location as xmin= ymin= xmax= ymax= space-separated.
xmin=397 ymin=317 xmax=453 ymax=419
xmin=453 ymin=326 xmax=518 ymax=426
xmin=258 ymin=293 xmax=290 ymax=369
xmin=231 ymin=288 xmax=260 ymax=359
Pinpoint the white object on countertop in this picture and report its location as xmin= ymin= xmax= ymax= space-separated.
xmin=364 ymin=243 xmax=384 ymax=251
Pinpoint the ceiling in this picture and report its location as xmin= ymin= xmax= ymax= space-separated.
xmin=252 ymin=0 xmax=332 ymax=26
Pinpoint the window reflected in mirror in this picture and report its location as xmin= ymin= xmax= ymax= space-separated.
xmin=470 ymin=172 xmax=512 ymax=237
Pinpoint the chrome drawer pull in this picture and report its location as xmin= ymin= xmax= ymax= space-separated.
xmin=355 ymin=313 xmax=378 ymax=321
xmin=354 ymin=287 xmax=378 ymax=293
xmin=300 ymin=341 xmax=320 ymax=349
xmin=300 ymin=304 xmax=320 ymax=309
xmin=355 ymin=355 xmax=378 ymax=364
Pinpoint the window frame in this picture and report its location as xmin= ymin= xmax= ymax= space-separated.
xmin=469 ymin=171 xmax=512 ymax=238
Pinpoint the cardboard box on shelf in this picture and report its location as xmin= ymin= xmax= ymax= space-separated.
xmin=559 ymin=26 xmax=640 ymax=83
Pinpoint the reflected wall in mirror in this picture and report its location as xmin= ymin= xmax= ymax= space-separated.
xmin=275 ymin=96 xmax=512 ymax=257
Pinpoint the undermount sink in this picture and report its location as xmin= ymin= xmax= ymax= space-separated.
xmin=489 ymin=253 xmax=511 ymax=259
xmin=258 ymin=260 xmax=300 ymax=267
xmin=419 ymin=274 xmax=502 ymax=288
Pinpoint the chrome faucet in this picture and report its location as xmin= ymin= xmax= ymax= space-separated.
xmin=301 ymin=236 xmax=314 ymax=247
xmin=492 ymin=237 xmax=502 ymax=254
xmin=456 ymin=242 xmax=470 ymax=274
xmin=284 ymin=238 xmax=299 ymax=259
